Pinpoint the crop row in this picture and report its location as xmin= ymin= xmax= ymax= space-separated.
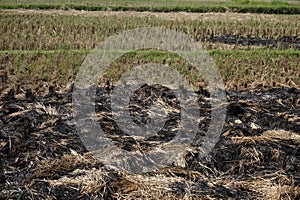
xmin=1 ymin=12 xmax=299 ymax=51
xmin=1 ymin=49 xmax=299 ymax=94
xmin=1 ymin=0 xmax=300 ymax=14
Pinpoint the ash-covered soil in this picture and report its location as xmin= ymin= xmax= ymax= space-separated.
xmin=206 ymin=35 xmax=300 ymax=49
xmin=0 ymin=85 xmax=299 ymax=199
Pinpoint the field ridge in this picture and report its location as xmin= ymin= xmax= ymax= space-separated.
xmin=1 ymin=2 xmax=300 ymax=14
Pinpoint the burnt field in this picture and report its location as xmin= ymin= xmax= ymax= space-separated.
xmin=0 ymin=6 xmax=300 ymax=200
xmin=0 ymin=84 xmax=299 ymax=199
xmin=207 ymin=35 xmax=300 ymax=49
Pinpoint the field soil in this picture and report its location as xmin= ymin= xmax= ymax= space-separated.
xmin=0 ymin=84 xmax=299 ymax=199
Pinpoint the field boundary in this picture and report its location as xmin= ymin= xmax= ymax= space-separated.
xmin=1 ymin=3 xmax=300 ymax=14
xmin=1 ymin=48 xmax=299 ymax=56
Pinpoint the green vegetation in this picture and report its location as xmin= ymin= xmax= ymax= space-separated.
xmin=212 ymin=49 xmax=300 ymax=89
xmin=1 ymin=49 xmax=299 ymax=93
xmin=0 ymin=0 xmax=300 ymax=14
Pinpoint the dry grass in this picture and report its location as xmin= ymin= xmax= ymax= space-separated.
xmin=219 ymin=174 xmax=300 ymax=200
xmin=32 ymin=150 xmax=97 ymax=179
xmin=47 ymin=168 xmax=110 ymax=195
xmin=40 ymin=153 xmax=299 ymax=199
xmin=233 ymin=130 xmax=300 ymax=145
xmin=0 ymin=10 xmax=299 ymax=51
xmin=112 ymin=173 xmax=189 ymax=199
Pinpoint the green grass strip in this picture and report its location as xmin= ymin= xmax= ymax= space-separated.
xmin=1 ymin=48 xmax=299 ymax=91
xmin=1 ymin=3 xmax=300 ymax=14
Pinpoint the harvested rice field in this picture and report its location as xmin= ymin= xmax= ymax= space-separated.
xmin=0 ymin=1 xmax=300 ymax=199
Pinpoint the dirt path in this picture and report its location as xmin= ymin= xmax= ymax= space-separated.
xmin=2 ymin=8 xmax=299 ymax=23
